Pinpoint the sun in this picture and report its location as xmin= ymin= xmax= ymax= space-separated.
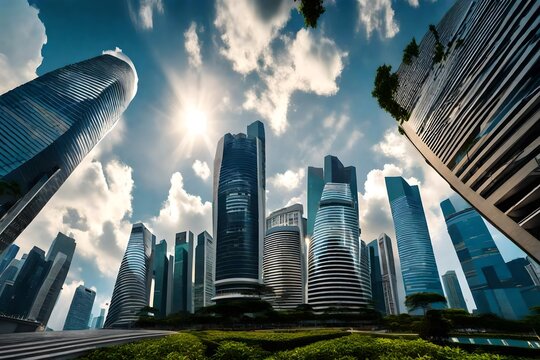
xmin=184 ymin=107 xmax=208 ymax=135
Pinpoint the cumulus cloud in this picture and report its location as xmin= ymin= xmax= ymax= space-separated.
xmin=214 ymin=0 xmax=294 ymax=74
xmin=148 ymin=172 xmax=212 ymax=248
xmin=356 ymin=0 xmax=399 ymax=39
xmin=192 ymin=160 xmax=211 ymax=181
xmin=0 ymin=0 xmax=47 ymax=94
xmin=128 ymin=0 xmax=164 ymax=30
xmin=269 ymin=168 xmax=306 ymax=191
xmin=184 ymin=22 xmax=202 ymax=68
xmin=244 ymin=29 xmax=347 ymax=134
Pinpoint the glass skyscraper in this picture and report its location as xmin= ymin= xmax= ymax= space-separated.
xmin=0 ymin=244 xmax=19 ymax=274
xmin=263 ymin=204 xmax=306 ymax=309
xmin=152 ymin=239 xmax=168 ymax=318
xmin=63 ymin=285 xmax=96 ymax=330
xmin=213 ymin=121 xmax=265 ymax=301
xmin=367 ymin=239 xmax=386 ymax=314
xmin=390 ymin=0 xmax=540 ymax=260
xmin=173 ymin=231 xmax=193 ymax=313
xmin=194 ymin=231 xmax=214 ymax=312
xmin=385 ymin=176 xmax=445 ymax=311
xmin=441 ymin=196 xmax=534 ymax=319
xmin=105 ymin=223 xmax=155 ymax=328
xmin=441 ymin=271 xmax=467 ymax=311
xmin=377 ymin=233 xmax=400 ymax=315
xmin=0 ymin=53 xmax=138 ymax=251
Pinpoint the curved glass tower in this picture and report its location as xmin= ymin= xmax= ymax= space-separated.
xmin=0 ymin=53 xmax=137 ymax=251
xmin=105 ymin=223 xmax=154 ymax=328
xmin=308 ymin=183 xmax=371 ymax=310
xmin=213 ymin=121 xmax=265 ymax=301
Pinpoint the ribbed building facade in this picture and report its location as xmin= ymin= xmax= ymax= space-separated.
xmin=308 ymin=183 xmax=371 ymax=310
xmin=393 ymin=0 xmax=540 ymax=260
xmin=263 ymin=204 xmax=306 ymax=309
xmin=0 ymin=53 xmax=137 ymax=251
xmin=213 ymin=121 xmax=265 ymax=301
xmin=377 ymin=233 xmax=400 ymax=315
xmin=105 ymin=223 xmax=154 ymax=328
xmin=441 ymin=270 xmax=467 ymax=311
xmin=63 ymin=285 xmax=96 ymax=330
xmin=385 ymin=177 xmax=445 ymax=310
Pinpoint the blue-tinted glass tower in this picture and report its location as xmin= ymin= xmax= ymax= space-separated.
xmin=105 ymin=223 xmax=155 ymax=328
xmin=0 ymin=53 xmax=137 ymax=251
xmin=153 ymin=239 xmax=168 ymax=318
xmin=367 ymin=239 xmax=386 ymax=314
xmin=441 ymin=270 xmax=467 ymax=311
xmin=194 ymin=231 xmax=214 ymax=312
xmin=213 ymin=121 xmax=265 ymax=301
xmin=173 ymin=231 xmax=193 ymax=313
xmin=441 ymin=196 xmax=535 ymax=319
xmin=385 ymin=177 xmax=445 ymax=310
xmin=63 ymin=285 xmax=96 ymax=330
xmin=0 ymin=244 xmax=19 ymax=274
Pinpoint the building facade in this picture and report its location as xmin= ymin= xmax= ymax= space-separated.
xmin=385 ymin=177 xmax=445 ymax=311
xmin=377 ymin=233 xmax=400 ymax=315
xmin=153 ymin=239 xmax=168 ymax=318
xmin=0 ymin=244 xmax=19 ymax=274
xmin=392 ymin=0 xmax=540 ymax=260
xmin=173 ymin=231 xmax=193 ymax=313
xmin=63 ymin=285 xmax=96 ymax=330
xmin=105 ymin=223 xmax=154 ymax=328
xmin=367 ymin=240 xmax=386 ymax=314
xmin=0 ymin=53 xmax=137 ymax=251
xmin=213 ymin=121 xmax=265 ymax=301
xmin=441 ymin=271 xmax=467 ymax=311
xmin=194 ymin=231 xmax=214 ymax=312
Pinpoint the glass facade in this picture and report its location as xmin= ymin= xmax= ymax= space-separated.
xmin=0 ymin=53 xmax=137 ymax=251
xmin=105 ymin=223 xmax=154 ymax=328
xmin=441 ymin=270 xmax=467 ymax=310
xmin=173 ymin=231 xmax=193 ymax=313
xmin=0 ymin=244 xmax=19 ymax=274
xmin=194 ymin=231 xmax=214 ymax=312
xmin=385 ymin=176 xmax=445 ymax=311
xmin=367 ymin=240 xmax=386 ymax=314
xmin=152 ymin=239 xmax=168 ymax=318
xmin=213 ymin=121 xmax=265 ymax=300
xmin=63 ymin=285 xmax=96 ymax=330
xmin=377 ymin=233 xmax=400 ymax=315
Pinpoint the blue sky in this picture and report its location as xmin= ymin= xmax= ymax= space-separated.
xmin=1 ymin=0 xmax=527 ymax=329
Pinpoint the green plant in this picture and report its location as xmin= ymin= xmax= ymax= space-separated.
xmin=403 ymin=38 xmax=420 ymax=65
xmin=405 ymin=292 xmax=447 ymax=315
xmin=212 ymin=341 xmax=267 ymax=360
xmin=372 ymin=65 xmax=409 ymax=124
xmin=295 ymin=0 xmax=325 ymax=28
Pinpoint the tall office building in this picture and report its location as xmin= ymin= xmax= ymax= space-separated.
xmin=525 ymin=257 xmax=540 ymax=286
xmin=263 ymin=204 xmax=306 ymax=309
xmin=440 ymin=196 xmax=533 ymax=319
xmin=0 ymin=244 xmax=19 ymax=274
xmin=377 ymin=233 xmax=400 ymax=315
xmin=307 ymin=155 xmax=358 ymax=238
xmin=0 ymin=259 xmax=21 ymax=296
xmin=105 ymin=223 xmax=154 ymax=328
xmin=385 ymin=177 xmax=445 ymax=311
xmin=166 ymin=255 xmax=174 ymax=315
xmin=63 ymin=285 xmax=96 ymax=330
xmin=173 ymin=231 xmax=193 ymax=313
xmin=92 ymin=308 xmax=106 ymax=329
xmin=213 ymin=121 xmax=265 ymax=301
xmin=441 ymin=271 xmax=467 ymax=311
xmin=308 ymin=182 xmax=371 ymax=310
xmin=389 ymin=0 xmax=540 ymax=260
xmin=152 ymin=239 xmax=168 ymax=318
xmin=194 ymin=231 xmax=214 ymax=312
xmin=367 ymin=240 xmax=386 ymax=314
xmin=0 ymin=53 xmax=137 ymax=251
xmin=28 ymin=232 xmax=76 ymax=325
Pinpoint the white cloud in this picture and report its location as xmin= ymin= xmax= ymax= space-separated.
xmin=148 ymin=172 xmax=212 ymax=250
xmin=192 ymin=160 xmax=211 ymax=181
xmin=214 ymin=0 xmax=294 ymax=74
xmin=408 ymin=0 xmax=420 ymax=7
xmin=129 ymin=0 xmax=164 ymax=30
xmin=356 ymin=0 xmax=399 ymax=39
xmin=244 ymin=29 xmax=347 ymax=134
xmin=0 ymin=0 xmax=47 ymax=95
xmin=184 ymin=22 xmax=202 ymax=68
xmin=269 ymin=168 xmax=306 ymax=191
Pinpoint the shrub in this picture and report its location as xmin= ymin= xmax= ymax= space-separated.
xmin=403 ymin=38 xmax=420 ymax=65
xmin=372 ymin=65 xmax=409 ymax=124
xmin=212 ymin=341 xmax=267 ymax=360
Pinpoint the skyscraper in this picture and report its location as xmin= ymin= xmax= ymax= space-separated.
xmin=63 ymin=285 xmax=96 ymax=330
xmin=166 ymin=255 xmax=174 ymax=315
xmin=172 ymin=231 xmax=193 ymax=313
xmin=388 ymin=0 xmax=540 ymax=260
xmin=441 ymin=271 xmax=467 ymax=311
xmin=94 ymin=308 xmax=106 ymax=329
xmin=385 ymin=177 xmax=445 ymax=311
xmin=0 ymin=53 xmax=137 ymax=251
xmin=194 ymin=231 xmax=214 ymax=312
xmin=367 ymin=240 xmax=386 ymax=314
xmin=440 ymin=196 xmax=532 ymax=319
xmin=377 ymin=233 xmax=400 ymax=315
xmin=105 ymin=223 xmax=154 ymax=328
xmin=213 ymin=121 xmax=265 ymax=301
xmin=308 ymin=182 xmax=371 ymax=311
xmin=28 ymin=232 xmax=76 ymax=325
xmin=0 ymin=244 xmax=19 ymax=274
xmin=264 ymin=204 xmax=306 ymax=309
xmin=152 ymin=239 xmax=168 ymax=318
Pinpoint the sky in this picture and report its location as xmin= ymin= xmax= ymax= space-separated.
xmin=0 ymin=0 xmax=528 ymax=330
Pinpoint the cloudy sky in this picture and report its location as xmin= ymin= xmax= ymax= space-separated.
xmin=1 ymin=0 xmax=527 ymax=329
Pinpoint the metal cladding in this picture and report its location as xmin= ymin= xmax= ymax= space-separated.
xmin=308 ymin=183 xmax=371 ymax=311
xmin=63 ymin=285 xmax=96 ymax=330
xmin=395 ymin=0 xmax=540 ymax=260
xmin=105 ymin=223 xmax=154 ymax=328
xmin=0 ymin=53 xmax=137 ymax=251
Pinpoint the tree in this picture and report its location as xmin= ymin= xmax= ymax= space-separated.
xmin=372 ymin=65 xmax=409 ymax=124
xmin=405 ymin=292 xmax=447 ymax=315
xmin=419 ymin=310 xmax=451 ymax=343
xmin=295 ymin=0 xmax=325 ymax=28
xmin=402 ymin=38 xmax=419 ymax=65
